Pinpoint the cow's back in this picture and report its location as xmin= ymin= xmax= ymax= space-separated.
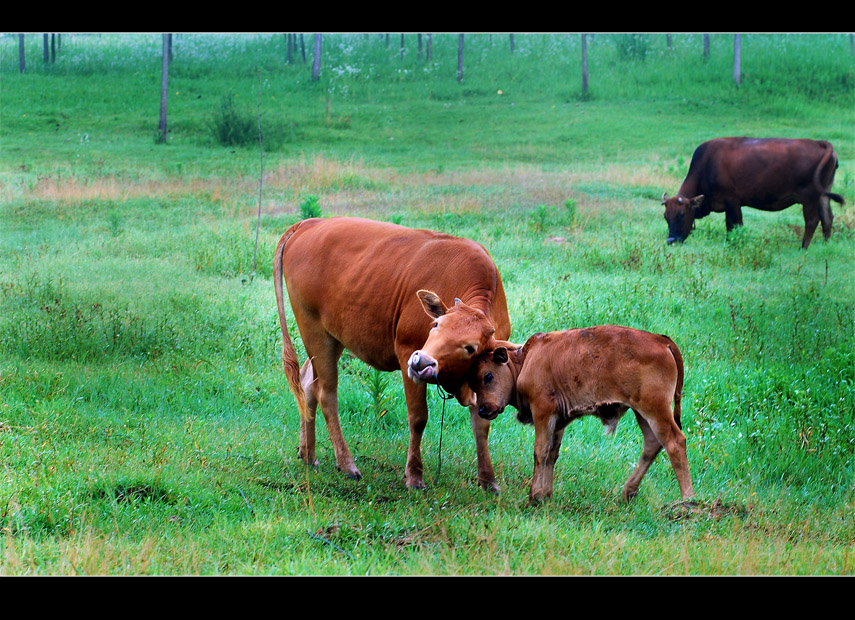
xmin=685 ymin=137 xmax=833 ymax=211
xmin=280 ymin=216 xmax=510 ymax=371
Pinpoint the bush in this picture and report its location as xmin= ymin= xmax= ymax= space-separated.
xmin=209 ymin=94 xmax=256 ymax=147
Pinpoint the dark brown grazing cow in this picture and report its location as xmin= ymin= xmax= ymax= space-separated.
xmin=274 ymin=216 xmax=511 ymax=491
xmin=662 ymin=137 xmax=844 ymax=248
xmin=463 ymin=326 xmax=694 ymax=503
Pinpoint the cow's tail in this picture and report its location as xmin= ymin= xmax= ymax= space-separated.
xmin=274 ymin=224 xmax=313 ymax=422
xmin=814 ymin=141 xmax=845 ymax=205
xmin=666 ymin=341 xmax=684 ymax=430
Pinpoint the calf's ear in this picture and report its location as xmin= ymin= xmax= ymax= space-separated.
xmin=417 ymin=290 xmax=447 ymax=319
xmin=492 ymin=347 xmax=509 ymax=364
xmin=661 ymin=192 xmax=670 ymax=205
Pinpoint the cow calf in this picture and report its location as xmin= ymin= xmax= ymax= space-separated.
xmin=464 ymin=326 xmax=694 ymax=503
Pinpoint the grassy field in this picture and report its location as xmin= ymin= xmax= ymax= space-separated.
xmin=1 ymin=32 xmax=853 ymax=575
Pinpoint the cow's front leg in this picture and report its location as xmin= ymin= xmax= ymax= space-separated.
xmin=725 ymin=203 xmax=743 ymax=232
xmin=401 ymin=374 xmax=428 ymax=489
xmin=469 ymin=405 xmax=499 ymax=493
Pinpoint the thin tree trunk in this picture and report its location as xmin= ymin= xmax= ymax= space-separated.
xmin=300 ymin=34 xmax=306 ymax=63
xmin=457 ymin=34 xmax=464 ymax=83
xmin=287 ymin=33 xmax=294 ymax=63
xmin=400 ymin=33 xmax=405 ymax=60
xmin=18 ymin=34 xmax=25 ymax=73
xmin=51 ymin=33 xmax=56 ymax=63
xmin=418 ymin=33 xmax=422 ymax=60
xmin=426 ymin=33 xmax=432 ymax=61
xmin=312 ymin=34 xmax=322 ymax=81
xmin=733 ymin=33 xmax=742 ymax=87
xmin=159 ymin=34 xmax=169 ymax=143
xmin=581 ymin=33 xmax=589 ymax=94
xmin=167 ymin=33 xmax=173 ymax=63
xmin=510 ymin=33 xmax=515 ymax=53
xmin=703 ymin=33 xmax=710 ymax=59
xmin=43 ymin=34 xmax=49 ymax=63
xmin=666 ymin=34 xmax=672 ymax=50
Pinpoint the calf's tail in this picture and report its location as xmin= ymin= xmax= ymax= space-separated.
xmin=274 ymin=225 xmax=312 ymax=422
xmin=666 ymin=341 xmax=684 ymax=430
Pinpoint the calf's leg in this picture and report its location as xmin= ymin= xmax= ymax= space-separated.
xmin=529 ymin=409 xmax=565 ymax=503
xmin=632 ymin=406 xmax=694 ymax=500
xmin=623 ymin=411 xmax=663 ymax=501
xmin=469 ymin=406 xmax=499 ymax=493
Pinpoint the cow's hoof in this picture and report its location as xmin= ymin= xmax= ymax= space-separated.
xmin=345 ymin=471 xmax=363 ymax=481
xmin=622 ymin=488 xmax=638 ymax=502
xmin=297 ymin=451 xmax=320 ymax=469
xmin=479 ymin=479 xmax=501 ymax=494
xmin=405 ymin=477 xmax=426 ymax=490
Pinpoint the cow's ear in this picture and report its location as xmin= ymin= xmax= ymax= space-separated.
xmin=689 ymin=195 xmax=705 ymax=210
xmin=417 ymin=290 xmax=447 ymax=319
xmin=661 ymin=192 xmax=669 ymax=205
xmin=492 ymin=347 xmax=509 ymax=364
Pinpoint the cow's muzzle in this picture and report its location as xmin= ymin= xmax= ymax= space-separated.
xmin=666 ymin=236 xmax=684 ymax=245
xmin=407 ymin=351 xmax=437 ymax=383
xmin=478 ymin=404 xmax=504 ymax=420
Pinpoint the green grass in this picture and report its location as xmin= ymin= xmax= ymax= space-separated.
xmin=1 ymin=33 xmax=854 ymax=575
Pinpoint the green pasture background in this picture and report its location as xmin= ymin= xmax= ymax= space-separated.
xmin=1 ymin=33 xmax=853 ymax=574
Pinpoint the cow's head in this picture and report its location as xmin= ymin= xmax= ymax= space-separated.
xmin=466 ymin=346 xmax=515 ymax=421
xmin=662 ymin=193 xmax=704 ymax=244
xmin=407 ymin=290 xmax=496 ymax=396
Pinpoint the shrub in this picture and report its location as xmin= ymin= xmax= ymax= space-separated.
xmin=209 ymin=94 xmax=256 ymax=147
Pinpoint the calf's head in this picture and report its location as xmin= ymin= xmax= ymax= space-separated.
xmin=407 ymin=290 xmax=497 ymax=395
xmin=662 ymin=193 xmax=704 ymax=244
xmin=466 ymin=346 xmax=515 ymax=421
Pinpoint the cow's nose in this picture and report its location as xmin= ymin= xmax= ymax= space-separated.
xmin=408 ymin=350 xmax=438 ymax=383
xmin=666 ymin=236 xmax=676 ymax=245
xmin=409 ymin=351 xmax=436 ymax=371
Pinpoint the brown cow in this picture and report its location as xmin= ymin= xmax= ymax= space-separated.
xmin=464 ymin=326 xmax=694 ymax=503
xmin=274 ymin=216 xmax=511 ymax=491
xmin=662 ymin=137 xmax=844 ymax=248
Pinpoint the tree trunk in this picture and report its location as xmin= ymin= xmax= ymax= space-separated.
xmin=312 ymin=34 xmax=322 ymax=81
xmin=703 ymin=34 xmax=710 ymax=59
xmin=159 ymin=34 xmax=169 ymax=143
xmin=43 ymin=34 xmax=49 ymax=63
xmin=666 ymin=34 xmax=672 ymax=50
xmin=400 ymin=33 xmax=405 ymax=60
xmin=18 ymin=34 xmax=25 ymax=73
xmin=51 ymin=33 xmax=56 ymax=63
xmin=426 ymin=33 xmax=432 ymax=61
xmin=287 ymin=33 xmax=294 ymax=63
xmin=733 ymin=33 xmax=742 ymax=87
xmin=581 ymin=33 xmax=589 ymax=94
xmin=457 ymin=34 xmax=464 ymax=83
xmin=418 ymin=33 xmax=422 ymax=60
xmin=167 ymin=33 xmax=173 ymax=63
xmin=300 ymin=34 xmax=306 ymax=63
xmin=510 ymin=33 xmax=515 ymax=53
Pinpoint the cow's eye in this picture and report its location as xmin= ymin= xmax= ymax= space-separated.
xmin=484 ymin=372 xmax=493 ymax=385
xmin=464 ymin=345 xmax=475 ymax=355
xmin=433 ymin=322 xmax=438 ymax=328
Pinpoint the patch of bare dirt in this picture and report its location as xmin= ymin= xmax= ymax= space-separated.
xmin=663 ymin=496 xmax=748 ymax=521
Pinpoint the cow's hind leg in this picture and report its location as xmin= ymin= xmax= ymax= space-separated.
xmin=801 ymin=201 xmax=821 ymax=249
xmin=304 ymin=333 xmax=361 ymax=480
xmin=469 ymin=406 xmax=499 ymax=493
xmin=298 ymin=359 xmax=320 ymax=467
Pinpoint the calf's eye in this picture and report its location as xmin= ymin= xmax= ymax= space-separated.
xmin=484 ymin=372 xmax=493 ymax=385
